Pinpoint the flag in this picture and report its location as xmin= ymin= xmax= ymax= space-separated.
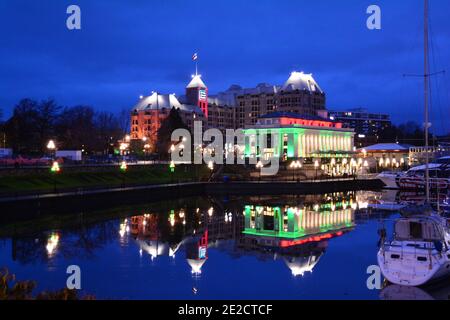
xmin=192 ymin=53 xmax=198 ymax=61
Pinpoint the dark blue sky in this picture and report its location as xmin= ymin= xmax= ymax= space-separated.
xmin=1 ymin=0 xmax=449 ymax=133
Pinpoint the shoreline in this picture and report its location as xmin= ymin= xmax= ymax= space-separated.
xmin=0 ymin=179 xmax=385 ymax=218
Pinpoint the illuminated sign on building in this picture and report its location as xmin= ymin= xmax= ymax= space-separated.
xmin=198 ymin=89 xmax=207 ymax=101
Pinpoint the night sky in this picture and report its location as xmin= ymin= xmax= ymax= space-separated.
xmin=1 ymin=0 xmax=449 ymax=133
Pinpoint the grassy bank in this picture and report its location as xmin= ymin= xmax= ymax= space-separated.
xmin=0 ymin=165 xmax=210 ymax=194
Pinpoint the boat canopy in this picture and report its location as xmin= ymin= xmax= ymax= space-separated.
xmin=394 ymin=217 xmax=444 ymax=241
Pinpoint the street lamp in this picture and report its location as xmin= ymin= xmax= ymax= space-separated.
xmin=377 ymin=158 xmax=384 ymax=173
xmin=47 ymin=140 xmax=56 ymax=159
xmin=364 ymin=160 xmax=369 ymax=168
xmin=47 ymin=139 xmax=56 ymax=151
xmin=119 ymin=142 xmax=129 ymax=155
xmin=120 ymin=160 xmax=127 ymax=187
xmin=208 ymin=161 xmax=214 ymax=171
xmin=314 ymin=160 xmax=320 ymax=181
xmin=256 ymin=161 xmax=264 ymax=182
xmin=50 ymin=161 xmax=60 ymax=193
xmin=289 ymin=161 xmax=302 ymax=182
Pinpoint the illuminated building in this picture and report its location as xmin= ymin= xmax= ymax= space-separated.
xmin=210 ymin=71 xmax=326 ymax=127
xmin=242 ymin=203 xmax=354 ymax=245
xmin=357 ymin=143 xmax=410 ymax=170
xmin=239 ymin=199 xmax=354 ymax=276
xmin=328 ymin=108 xmax=391 ymax=147
xmin=130 ymin=91 xmax=205 ymax=150
xmin=186 ymin=75 xmax=209 ymax=118
xmin=129 ymin=71 xmax=327 ymax=144
xmin=243 ymin=112 xmax=355 ymax=160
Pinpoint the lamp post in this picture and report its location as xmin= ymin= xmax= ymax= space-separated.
xmin=208 ymin=161 xmax=214 ymax=171
xmin=330 ymin=158 xmax=336 ymax=178
xmin=289 ymin=161 xmax=302 ymax=182
xmin=169 ymin=160 xmax=175 ymax=183
xmin=47 ymin=139 xmax=56 ymax=159
xmin=169 ymin=144 xmax=176 ymax=160
xmin=142 ymin=136 xmax=149 ymax=161
xmin=50 ymin=161 xmax=60 ymax=193
xmin=314 ymin=160 xmax=320 ymax=181
xmin=363 ymin=160 xmax=369 ymax=175
xmin=120 ymin=160 xmax=127 ymax=187
xmin=256 ymin=161 xmax=263 ymax=182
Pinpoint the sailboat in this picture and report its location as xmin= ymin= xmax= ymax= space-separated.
xmin=377 ymin=0 xmax=450 ymax=287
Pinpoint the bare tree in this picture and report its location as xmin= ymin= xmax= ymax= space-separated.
xmin=117 ymin=107 xmax=130 ymax=137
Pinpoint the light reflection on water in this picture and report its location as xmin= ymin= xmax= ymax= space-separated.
xmin=0 ymin=190 xmax=449 ymax=300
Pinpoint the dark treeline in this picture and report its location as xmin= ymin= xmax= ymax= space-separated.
xmin=0 ymin=99 xmax=128 ymax=155
xmin=378 ymin=121 xmax=442 ymax=146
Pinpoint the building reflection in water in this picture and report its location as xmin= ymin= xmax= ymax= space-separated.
xmin=130 ymin=214 xmax=170 ymax=260
xmin=125 ymin=192 xmax=360 ymax=278
xmin=240 ymin=194 xmax=356 ymax=277
xmin=185 ymin=230 xmax=208 ymax=275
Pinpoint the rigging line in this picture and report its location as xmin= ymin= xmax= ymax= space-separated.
xmin=428 ymin=6 xmax=446 ymax=136
xmin=403 ymin=71 xmax=445 ymax=78
xmin=398 ymin=4 xmax=423 ymax=128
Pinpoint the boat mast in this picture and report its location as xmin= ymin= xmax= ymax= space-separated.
xmin=424 ymin=0 xmax=430 ymax=203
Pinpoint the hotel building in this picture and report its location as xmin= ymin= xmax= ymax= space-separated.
xmin=130 ymin=71 xmax=325 ymax=136
xmin=129 ymin=70 xmax=354 ymax=158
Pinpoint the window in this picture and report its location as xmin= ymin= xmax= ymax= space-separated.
xmin=410 ymin=222 xmax=422 ymax=239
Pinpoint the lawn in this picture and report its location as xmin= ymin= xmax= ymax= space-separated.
xmin=0 ymin=165 xmax=210 ymax=194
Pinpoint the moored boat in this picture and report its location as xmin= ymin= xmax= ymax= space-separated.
xmin=377 ymin=211 xmax=450 ymax=287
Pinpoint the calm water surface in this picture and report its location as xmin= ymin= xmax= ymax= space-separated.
xmin=1 ymin=190 xmax=449 ymax=300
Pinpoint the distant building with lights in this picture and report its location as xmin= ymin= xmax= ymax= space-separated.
xmin=328 ymin=108 xmax=391 ymax=147
xmin=243 ymin=112 xmax=355 ymax=160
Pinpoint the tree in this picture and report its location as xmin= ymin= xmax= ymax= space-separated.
xmin=378 ymin=121 xmax=435 ymax=146
xmin=3 ymin=98 xmax=126 ymax=155
xmin=35 ymin=99 xmax=60 ymax=147
xmin=4 ymin=99 xmax=60 ymax=154
xmin=4 ymin=99 xmax=41 ymax=154
xmin=0 ymin=268 xmax=94 ymax=300
xmin=56 ymin=105 xmax=97 ymax=151
xmin=56 ymin=106 xmax=123 ymax=154
xmin=118 ymin=107 xmax=131 ymax=137
xmin=156 ymin=107 xmax=189 ymax=159
xmin=94 ymin=111 xmax=123 ymax=154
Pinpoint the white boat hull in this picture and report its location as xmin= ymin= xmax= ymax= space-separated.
xmin=377 ymin=173 xmax=400 ymax=189
xmin=378 ymin=246 xmax=450 ymax=287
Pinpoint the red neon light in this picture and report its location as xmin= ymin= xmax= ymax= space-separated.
xmin=279 ymin=117 xmax=342 ymax=128
xmin=279 ymin=231 xmax=345 ymax=248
